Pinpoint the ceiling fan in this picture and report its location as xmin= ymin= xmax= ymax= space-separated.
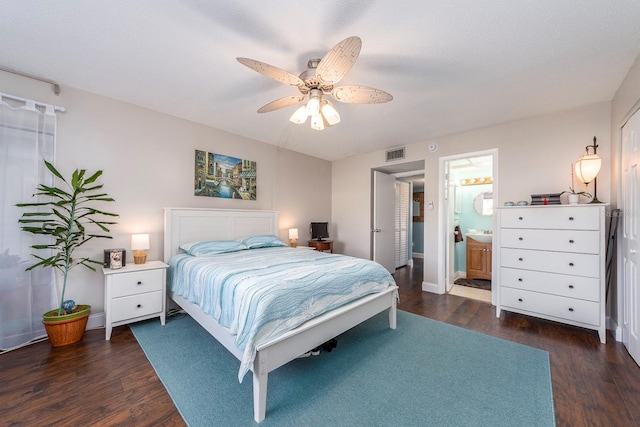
xmin=237 ymin=36 xmax=393 ymax=131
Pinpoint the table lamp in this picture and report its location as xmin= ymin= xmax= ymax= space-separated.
xmin=131 ymin=233 xmax=149 ymax=264
xmin=288 ymin=228 xmax=298 ymax=248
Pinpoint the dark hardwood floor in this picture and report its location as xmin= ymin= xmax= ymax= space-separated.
xmin=2 ymin=258 xmax=639 ymax=426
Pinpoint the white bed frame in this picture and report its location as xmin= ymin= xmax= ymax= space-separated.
xmin=163 ymin=208 xmax=398 ymax=423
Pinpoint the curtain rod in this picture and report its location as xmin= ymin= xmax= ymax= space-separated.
xmin=0 ymin=65 xmax=61 ymax=95
xmin=1 ymin=92 xmax=66 ymax=113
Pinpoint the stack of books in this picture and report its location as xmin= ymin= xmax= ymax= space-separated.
xmin=530 ymin=193 xmax=562 ymax=205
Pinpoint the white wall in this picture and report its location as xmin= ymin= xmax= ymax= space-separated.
xmin=1 ymin=70 xmax=331 ymax=317
xmin=333 ymin=103 xmax=611 ymax=287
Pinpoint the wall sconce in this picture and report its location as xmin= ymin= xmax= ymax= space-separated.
xmin=574 ymin=136 xmax=602 ymax=203
xmin=288 ymin=228 xmax=299 ymax=248
xmin=131 ymin=233 xmax=150 ymax=264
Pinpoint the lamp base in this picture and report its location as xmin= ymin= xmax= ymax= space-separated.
xmin=290 ymin=239 xmax=297 ymax=248
xmin=588 ymin=197 xmax=603 ymax=204
xmin=133 ymin=250 xmax=147 ymax=264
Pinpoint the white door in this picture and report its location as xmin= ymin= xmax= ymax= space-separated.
xmin=373 ymin=171 xmax=396 ymax=273
xmin=395 ymin=181 xmax=410 ymax=268
xmin=622 ymin=109 xmax=640 ymax=366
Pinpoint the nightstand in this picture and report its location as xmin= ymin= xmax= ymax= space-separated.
xmin=102 ymin=260 xmax=168 ymax=340
xmin=308 ymin=239 xmax=334 ymax=253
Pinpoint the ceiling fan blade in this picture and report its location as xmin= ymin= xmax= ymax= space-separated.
xmin=257 ymin=95 xmax=306 ymax=113
xmin=237 ymin=57 xmax=305 ymax=87
xmin=331 ymin=85 xmax=393 ymax=104
xmin=316 ymin=36 xmax=361 ymax=85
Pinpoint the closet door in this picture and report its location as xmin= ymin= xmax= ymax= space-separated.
xmin=622 ymin=108 xmax=640 ymax=365
xmin=395 ymin=181 xmax=410 ymax=268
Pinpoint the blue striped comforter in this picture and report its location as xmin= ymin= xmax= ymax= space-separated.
xmin=169 ymin=247 xmax=396 ymax=381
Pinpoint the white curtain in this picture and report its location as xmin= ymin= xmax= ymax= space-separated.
xmin=0 ymin=95 xmax=57 ymax=351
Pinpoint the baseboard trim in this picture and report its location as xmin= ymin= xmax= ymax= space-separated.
xmin=87 ymin=312 xmax=105 ymax=330
xmin=422 ymin=281 xmax=443 ymax=294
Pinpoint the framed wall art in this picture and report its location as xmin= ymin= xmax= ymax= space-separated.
xmin=194 ymin=150 xmax=256 ymax=200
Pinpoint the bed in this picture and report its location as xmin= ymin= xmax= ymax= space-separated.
xmin=163 ymin=208 xmax=398 ymax=423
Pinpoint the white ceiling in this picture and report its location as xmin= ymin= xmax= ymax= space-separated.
xmin=2 ymin=1 xmax=640 ymax=161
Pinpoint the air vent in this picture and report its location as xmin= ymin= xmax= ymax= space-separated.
xmin=386 ymin=147 xmax=405 ymax=162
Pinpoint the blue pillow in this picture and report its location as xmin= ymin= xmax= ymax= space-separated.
xmin=180 ymin=240 xmax=248 ymax=256
xmin=241 ymin=235 xmax=288 ymax=249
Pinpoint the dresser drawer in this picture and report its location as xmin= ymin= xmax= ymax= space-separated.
xmin=500 ymin=207 xmax=599 ymax=230
xmin=500 ymin=248 xmax=600 ymax=278
xmin=500 ymin=229 xmax=600 ymax=254
xmin=500 ymin=267 xmax=600 ymax=302
xmin=500 ymin=287 xmax=600 ymax=326
xmin=111 ymin=269 xmax=164 ymax=298
xmin=111 ymin=290 xmax=163 ymax=322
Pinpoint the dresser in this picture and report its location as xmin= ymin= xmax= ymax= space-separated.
xmin=496 ymin=205 xmax=606 ymax=343
xmin=102 ymin=260 xmax=168 ymax=340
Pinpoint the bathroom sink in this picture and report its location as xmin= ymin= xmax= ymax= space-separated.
xmin=466 ymin=233 xmax=492 ymax=244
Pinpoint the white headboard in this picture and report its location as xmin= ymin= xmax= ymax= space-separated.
xmin=163 ymin=208 xmax=279 ymax=262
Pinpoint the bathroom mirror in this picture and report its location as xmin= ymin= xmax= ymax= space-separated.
xmin=473 ymin=191 xmax=493 ymax=216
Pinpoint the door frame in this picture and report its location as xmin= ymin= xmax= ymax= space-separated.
xmin=437 ymin=148 xmax=499 ymax=304
xmin=617 ymin=99 xmax=640 ymax=343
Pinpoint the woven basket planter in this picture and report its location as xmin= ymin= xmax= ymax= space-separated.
xmin=42 ymin=305 xmax=91 ymax=347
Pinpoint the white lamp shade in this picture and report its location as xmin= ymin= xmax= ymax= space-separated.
xmin=131 ymin=233 xmax=150 ymax=250
xmin=310 ymin=113 xmax=325 ymax=130
xmin=321 ymin=101 xmax=341 ymax=125
xmin=306 ymin=96 xmax=320 ymax=116
xmin=288 ymin=228 xmax=299 ymax=240
xmin=289 ymin=106 xmax=308 ymax=124
xmin=574 ymin=154 xmax=602 ymax=184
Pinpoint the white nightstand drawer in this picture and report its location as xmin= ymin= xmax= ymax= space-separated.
xmin=500 ymin=229 xmax=600 ymax=254
xmin=500 ymin=248 xmax=600 ymax=278
xmin=111 ymin=290 xmax=163 ymax=323
xmin=500 ymin=287 xmax=600 ymax=326
xmin=111 ymin=269 xmax=163 ymax=298
xmin=500 ymin=207 xmax=599 ymax=230
xmin=500 ymin=267 xmax=600 ymax=302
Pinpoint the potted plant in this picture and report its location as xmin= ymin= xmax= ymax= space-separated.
xmin=562 ymin=164 xmax=592 ymax=204
xmin=16 ymin=160 xmax=118 ymax=346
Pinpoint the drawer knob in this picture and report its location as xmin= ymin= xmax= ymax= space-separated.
xmin=569 ymin=262 xmax=574 ymax=267
xmin=569 ymin=239 xmax=574 ymax=244
xmin=518 ymin=257 xmax=523 ymax=261
xmin=568 ymin=284 xmax=574 ymax=289
xmin=568 ymin=307 xmax=574 ymax=312
xmin=518 ymin=278 xmax=523 ymax=282
xmin=518 ymin=216 xmax=523 ymax=220
xmin=518 ymin=298 xmax=523 ymax=302
xmin=137 ymin=281 xmax=142 ymax=285
xmin=518 ymin=237 xmax=523 ymax=241
xmin=137 ymin=304 xmax=142 ymax=308
xmin=569 ymin=216 xmax=574 ymax=221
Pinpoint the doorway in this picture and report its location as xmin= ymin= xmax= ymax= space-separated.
xmin=371 ymin=160 xmax=425 ymax=273
xmin=439 ymin=149 xmax=498 ymax=304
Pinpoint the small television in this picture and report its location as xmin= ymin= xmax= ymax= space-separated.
xmin=310 ymin=222 xmax=329 ymax=241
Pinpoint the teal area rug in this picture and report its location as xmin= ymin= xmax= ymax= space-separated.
xmin=131 ymin=310 xmax=555 ymax=426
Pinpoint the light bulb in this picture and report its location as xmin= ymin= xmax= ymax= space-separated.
xmin=321 ymin=101 xmax=341 ymax=125
xmin=289 ymin=106 xmax=308 ymax=124
xmin=311 ymin=113 xmax=324 ymax=130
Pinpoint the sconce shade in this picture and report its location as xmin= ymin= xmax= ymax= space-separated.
xmin=574 ymin=154 xmax=601 ymax=185
xmin=289 ymin=106 xmax=308 ymax=124
xmin=131 ymin=233 xmax=150 ymax=264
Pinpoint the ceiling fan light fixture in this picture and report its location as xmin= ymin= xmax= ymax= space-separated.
xmin=289 ymin=105 xmax=309 ymax=124
xmin=307 ymin=89 xmax=322 ymax=115
xmin=321 ymin=101 xmax=341 ymax=125
xmin=311 ymin=113 xmax=325 ymax=131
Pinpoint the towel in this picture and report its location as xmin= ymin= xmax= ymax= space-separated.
xmin=454 ymin=225 xmax=464 ymax=243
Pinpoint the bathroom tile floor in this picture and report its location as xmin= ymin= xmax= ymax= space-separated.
xmin=448 ymin=284 xmax=492 ymax=303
